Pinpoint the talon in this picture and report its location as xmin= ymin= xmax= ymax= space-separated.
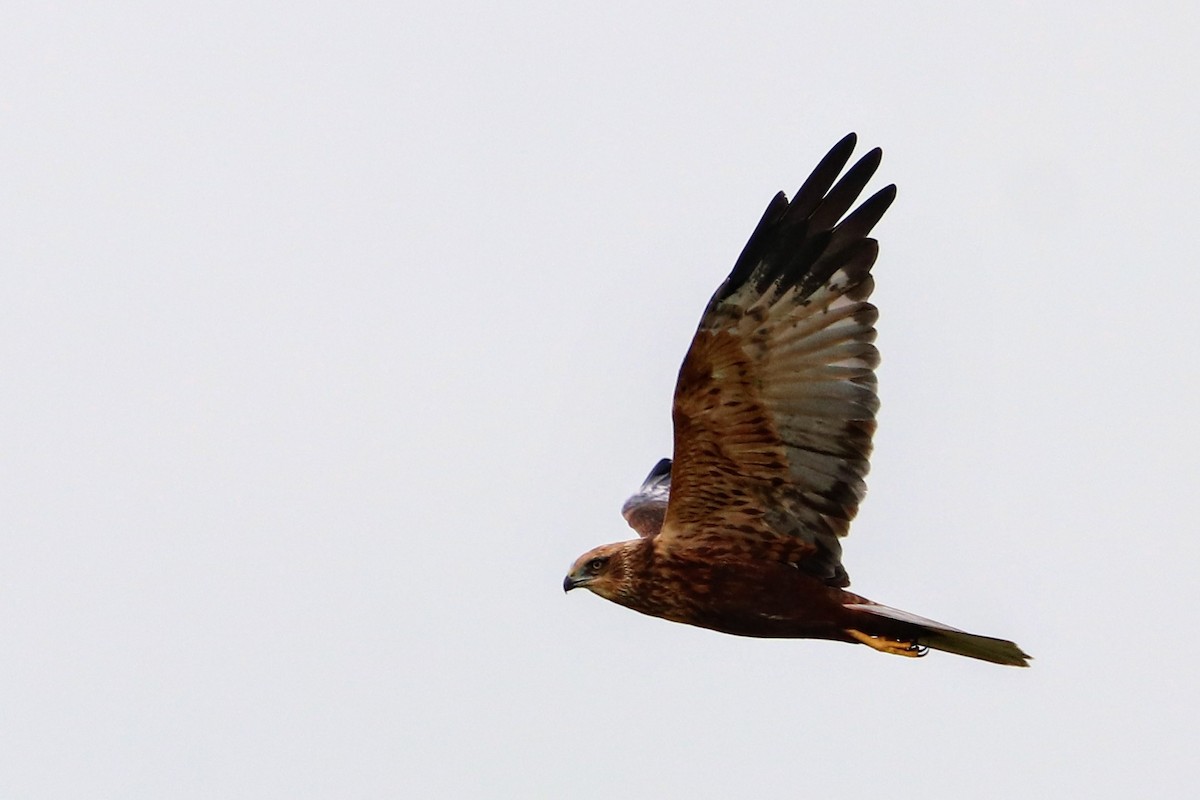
xmin=847 ymin=629 xmax=926 ymax=658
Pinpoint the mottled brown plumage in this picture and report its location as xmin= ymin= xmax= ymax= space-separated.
xmin=565 ymin=134 xmax=1030 ymax=666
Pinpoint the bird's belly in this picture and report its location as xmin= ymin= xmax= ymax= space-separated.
xmin=686 ymin=601 xmax=850 ymax=641
xmin=638 ymin=559 xmax=853 ymax=642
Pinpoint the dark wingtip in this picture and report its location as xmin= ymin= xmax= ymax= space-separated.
xmin=645 ymin=458 xmax=672 ymax=481
xmin=713 ymin=134 xmax=893 ymax=307
xmin=792 ymin=135 xmax=860 ymax=213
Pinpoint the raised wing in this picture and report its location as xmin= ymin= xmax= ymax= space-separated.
xmin=621 ymin=458 xmax=672 ymax=537
xmin=659 ymin=134 xmax=895 ymax=587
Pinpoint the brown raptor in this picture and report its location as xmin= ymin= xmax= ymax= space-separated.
xmin=564 ymin=134 xmax=1030 ymax=667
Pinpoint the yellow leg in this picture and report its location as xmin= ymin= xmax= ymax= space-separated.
xmin=846 ymin=629 xmax=927 ymax=658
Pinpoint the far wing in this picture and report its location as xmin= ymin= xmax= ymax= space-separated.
xmin=621 ymin=458 xmax=672 ymax=538
xmin=660 ymin=134 xmax=895 ymax=587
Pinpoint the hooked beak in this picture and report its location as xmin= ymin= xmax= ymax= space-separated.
xmin=563 ymin=574 xmax=581 ymax=592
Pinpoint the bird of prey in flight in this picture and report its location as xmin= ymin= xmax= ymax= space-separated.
xmin=564 ymin=134 xmax=1030 ymax=666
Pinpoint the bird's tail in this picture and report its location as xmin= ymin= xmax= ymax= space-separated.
xmin=844 ymin=603 xmax=1031 ymax=667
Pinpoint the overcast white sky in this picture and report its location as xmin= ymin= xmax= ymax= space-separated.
xmin=2 ymin=2 xmax=1198 ymax=797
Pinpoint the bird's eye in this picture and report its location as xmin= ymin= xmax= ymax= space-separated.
xmin=588 ymin=558 xmax=606 ymax=573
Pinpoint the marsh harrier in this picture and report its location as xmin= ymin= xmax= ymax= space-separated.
xmin=564 ymin=134 xmax=1029 ymax=666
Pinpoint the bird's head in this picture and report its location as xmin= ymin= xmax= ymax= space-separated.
xmin=563 ymin=540 xmax=642 ymax=602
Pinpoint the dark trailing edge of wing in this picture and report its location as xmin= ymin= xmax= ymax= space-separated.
xmin=711 ymin=132 xmax=896 ymax=307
